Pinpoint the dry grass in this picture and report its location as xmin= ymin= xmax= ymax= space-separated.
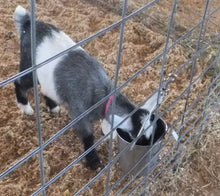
xmin=0 ymin=0 xmax=219 ymax=195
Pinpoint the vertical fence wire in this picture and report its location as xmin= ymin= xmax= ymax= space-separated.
xmin=181 ymin=0 xmax=210 ymax=125
xmin=200 ymin=0 xmax=214 ymax=47
xmin=105 ymin=0 xmax=128 ymax=193
xmin=30 ymin=0 xmax=46 ymax=195
xmin=146 ymin=0 xmax=178 ymax=191
xmin=180 ymin=0 xmax=210 ymax=131
xmin=152 ymin=0 xmax=178 ymax=144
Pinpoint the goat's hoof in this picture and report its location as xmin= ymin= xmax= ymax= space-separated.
xmin=87 ymin=161 xmax=103 ymax=170
xmin=50 ymin=106 xmax=60 ymax=114
xmin=18 ymin=102 xmax=34 ymax=115
xmin=86 ymin=157 xmax=102 ymax=170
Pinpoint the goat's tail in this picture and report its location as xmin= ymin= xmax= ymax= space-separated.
xmin=14 ymin=6 xmax=30 ymax=35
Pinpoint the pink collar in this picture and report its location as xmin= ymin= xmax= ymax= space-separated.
xmin=105 ymin=96 xmax=113 ymax=116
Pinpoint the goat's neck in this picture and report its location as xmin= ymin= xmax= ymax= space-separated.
xmin=105 ymin=93 xmax=135 ymax=129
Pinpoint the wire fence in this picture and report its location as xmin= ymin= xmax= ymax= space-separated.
xmin=0 ymin=0 xmax=220 ymax=195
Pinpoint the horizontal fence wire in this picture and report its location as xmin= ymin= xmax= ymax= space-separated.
xmin=0 ymin=0 xmax=220 ymax=195
xmin=2 ymin=25 xmax=219 ymax=182
xmin=1 ymin=33 xmax=220 ymax=192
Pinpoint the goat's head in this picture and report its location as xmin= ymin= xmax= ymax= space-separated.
xmin=117 ymin=108 xmax=155 ymax=144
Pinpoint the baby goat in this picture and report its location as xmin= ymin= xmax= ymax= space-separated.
xmin=14 ymin=6 xmax=153 ymax=169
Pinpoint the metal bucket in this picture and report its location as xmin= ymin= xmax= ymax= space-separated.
xmin=117 ymin=118 xmax=167 ymax=177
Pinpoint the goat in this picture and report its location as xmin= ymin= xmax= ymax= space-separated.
xmin=14 ymin=5 xmax=154 ymax=169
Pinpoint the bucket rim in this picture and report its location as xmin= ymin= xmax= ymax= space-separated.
xmin=116 ymin=117 xmax=168 ymax=147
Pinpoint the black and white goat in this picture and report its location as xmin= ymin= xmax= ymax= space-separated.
xmin=14 ymin=6 xmax=154 ymax=169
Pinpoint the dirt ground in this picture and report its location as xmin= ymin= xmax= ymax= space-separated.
xmin=0 ymin=0 xmax=219 ymax=195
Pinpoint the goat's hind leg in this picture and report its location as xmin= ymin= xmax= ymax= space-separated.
xmin=43 ymin=95 xmax=60 ymax=113
xmin=14 ymin=75 xmax=34 ymax=115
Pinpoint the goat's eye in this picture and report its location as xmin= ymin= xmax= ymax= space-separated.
xmin=150 ymin=114 xmax=155 ymax=121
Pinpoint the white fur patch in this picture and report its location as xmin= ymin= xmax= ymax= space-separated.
xmin=50 ymin=106 xmax=60 ymax=113
xmin=144 ymin=125 xmax=153 ymax=139
xmin=108 ymin=114 xmax=133 ymax=132
xmin=17 ymin=102 xmax=34 ymax=115
xmin=36 ymin=30 xmax=83 ymax=104
xmin=119 ymin=115 xmax=133 ymax=132
xmin=141 ymin=115 xmax=154 ymax=139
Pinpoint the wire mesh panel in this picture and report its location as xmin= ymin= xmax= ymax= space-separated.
xmin=0 ymin=0 xmax=220 ymax=195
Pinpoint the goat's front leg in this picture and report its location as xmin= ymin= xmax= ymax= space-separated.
xmin=82 ymin=133 xmax=101 ymax=170
xmin=74 ymin=120 xmax=102 ymax=170
xmin=14 ymin=75 xmax=34 ymax=115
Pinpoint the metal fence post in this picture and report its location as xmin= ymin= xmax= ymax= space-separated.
xmin=30 ymin=0 xmax=46 ymax=195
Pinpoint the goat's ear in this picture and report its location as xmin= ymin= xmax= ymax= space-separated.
xmin=117 ymin=128 xmax=133 ymax=142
